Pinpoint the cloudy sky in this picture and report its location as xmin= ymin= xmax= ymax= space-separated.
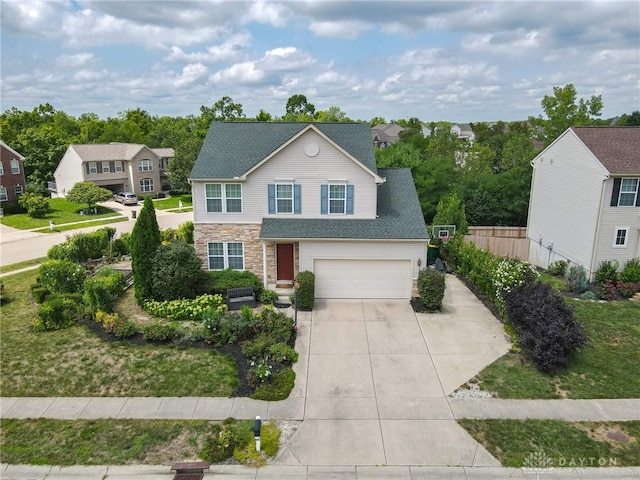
xmin=1 ymin=0 xmax=638 ymax=123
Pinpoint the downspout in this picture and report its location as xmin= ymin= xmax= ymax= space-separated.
xmin=262 ymin=241 xmax=268 ymax=289
xmin=588 ymin=177 xmax=608 ymax=281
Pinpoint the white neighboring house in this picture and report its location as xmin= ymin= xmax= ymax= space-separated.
xmin=52 ymin=143 xmax=174 ymax=197
xmin=190 ymin=122 xmax=429 ymax=299
xmin=451 ymin=124 xmax=475 ymax=142
xmin=527 ymin=127 xmax=640 ymax=279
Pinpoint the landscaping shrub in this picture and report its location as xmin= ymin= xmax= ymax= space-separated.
xmin=70 ymin=227 xmax=115 ymax=261
xmin=490 ymin=258 xmax=539 ymax=315
xmin=142 ymin=322 xmax=177 ymax=342
xmin=83 ymin=270 xmax=126 ymax=315
xmin=131 ymin=196 xmax=162 ymax=305
xmin=18 ymin=192 xmax=49 ymax=218
xmin=259 ymin=289 xmax=279 ymax=305
xmin=95 ymin=311 xmax=137 ymax=338
xmin=504 ymin=282 xmax=586 ymax=373
xmin=251 ymin=368 xmax=295 ymax=401
xmin=548 ymin=260 xmax=568 ymax=277
xmin=248 ymin=358 xmax=274 ymax=385
xmin=47 ymin=242 xmax=81 ymax=262
xmin=595 ymin=279 xmax=618 ymax=301
xmin=144 ymin=294 xmax=225 ymax=321
xmin=566 ymin=264 xmax=588 ymax=294
xmin=295 ymin=271 xmax=315 ymax=311
xmin=177 ymin=221 xmax=194 ymax=244
xmin=616 ymin=281 xmax=640 ymax=299
xmin=269 ymin=342 xmax=298 ymax=363
xmin=151 ymin=241 xmax=206 ymax=301
xmin=417 ymin=268 xmax=445 ymax=311
xmin=241 ymin=333 xmax=272 ymax=359
xmin=33 ymin=295 xmax=80 ymax=331
xmin=30 ymin=283 xmax=50 ymax=303
xmin=38 ymin=260 xmax=86 ymax=294
xmin=620 ymin=258 xmax=640 ymax=283
xmin=447 ymin=240 xmax=499 ymax=301
xmin=209 ymin=269 xmax=264 ymax=298
xmin=254 ymin=307 xmax=294 ymax=343
xmin=594 ymin=259 xmax=619 ymax=286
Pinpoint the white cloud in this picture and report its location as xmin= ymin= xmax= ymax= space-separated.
xmin=56 ymin=52 xmax=94 ymax=68
xmin=164 ymin=33 xmax=251 ymax=64
xmin=173 ymin=63 xmax=209 ymax=88
xmin=210 ymin=61 xmax=264 ymax=84
xmin=309 ymin=20 xmax=370 ymax=40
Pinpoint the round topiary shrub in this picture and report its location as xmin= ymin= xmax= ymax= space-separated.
xmin=295 ymin=271 xmax=315 ymax=311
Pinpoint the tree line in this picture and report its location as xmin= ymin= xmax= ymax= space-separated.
xmin=1 ymin=84 xmax=637 ymax=227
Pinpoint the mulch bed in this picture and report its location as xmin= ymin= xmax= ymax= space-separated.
xmin=78 ymin=317 xmax=296 ymax=398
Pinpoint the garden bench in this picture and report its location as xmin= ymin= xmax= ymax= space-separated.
xmin=171 ymin=461 xmax=210 ymax=480
xmin=227 ymin=287 xmax=256 ymax=310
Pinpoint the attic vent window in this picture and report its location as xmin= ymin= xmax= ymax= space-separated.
xmin=304 ymin=142 xmax=319 ymax=157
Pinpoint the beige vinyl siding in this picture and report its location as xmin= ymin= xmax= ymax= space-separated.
xmin=299 ymin=240 xmax=426 ymax=281
xmin=592 ymin=178 xmax=640 ymax=269
xmin=527 ymin=130 xmax=608 ymax=272
xmin=130 ymin=148 xmax=161 ymax=196
xmin=53 ymin=147 xmax=85 ymax=197
xmin=193 ymin=130 xmax=378 ymax=223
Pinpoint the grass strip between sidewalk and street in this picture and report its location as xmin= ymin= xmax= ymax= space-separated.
xmin=0 ymin=270 xmax=239 ymax=397
xmin=459 ymin=419 xmax=640 ymax=468
xmin=470 ymin=299 xmax=640 ymax=399
xmin=0 ymin=257 xmax=47 ymax=274
xmin=32 ymin=216 xmax=128 ymax=233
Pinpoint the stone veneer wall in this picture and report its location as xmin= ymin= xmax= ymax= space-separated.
xmin=194 ymin=223 xmax=265 ymax=280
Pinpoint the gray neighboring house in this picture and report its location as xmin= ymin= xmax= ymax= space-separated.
xmin=190 ymin=122 xmax=429 ymax=299
xmin=371 ymin=123 xmax=405 ymax=148
xmin=52 ymin=143 xmax=174 ymax=197
xmin=527 ymin=126 xmax=640 ymax=279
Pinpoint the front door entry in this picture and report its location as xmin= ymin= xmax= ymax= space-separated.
xmin=276 ymin=243 xmax=295 ymax=281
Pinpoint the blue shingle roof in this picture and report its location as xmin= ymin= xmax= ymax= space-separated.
xmin=189 ymin=122 xmax=378 ymax=179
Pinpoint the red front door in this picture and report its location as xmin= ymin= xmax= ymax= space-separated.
xmin=276 ymin=243 xmax=295 ymax=281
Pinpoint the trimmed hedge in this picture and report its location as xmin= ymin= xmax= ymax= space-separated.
xmin=209 ymin=269 xmax=264 ymax=298
xmin=295 ymin=271 xmax=315 ymax=311
xmin=417 ymin=268 xmax=445 ymax=311
xmin=83 ymin=270 xmax=126 ymax=315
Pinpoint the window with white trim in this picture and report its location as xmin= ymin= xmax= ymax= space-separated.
xmin=102 ymin=161 xmax=110 ymax=173
xmin=207 ymin=242 xmax=244 ymax=270
xmin=88 ymin=162 xmax=97 ymax=174
xmin=0 ymin=162 xmax=4 ymax=175
xmin=10 ymin=159 xmax=20 ymax=174
xmin=114 ymin=161 xmax=123 ymax=172
xmin=618 ymin=178 xmax=639 ymax=207
xmin=0 ymin=186 xmax=7 ymax=201
xmin=276 ymin=184 xmax=293 ymax=213
xmin=139 ymin=159 xmax=152 ymax=172
xmin=204 ymin=183 xmax=242 ymax=213
xmin=140 ymin=178 xmax=154 ymax=192
xmin=329 ymin=184 xmax=346 ymax=214
xmin=14 ymin=184 xmax=23 ymax=196
xmin=613 ymin=227 xmax=629 ymax=248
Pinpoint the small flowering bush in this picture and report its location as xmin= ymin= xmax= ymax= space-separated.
xmin=491 ymin=258 xmax=539 ymax=315
xmin=616 ymin=281 xmax=640 ymax=299
xmin=83 ymin=270 xmax=126 ymax=315
xmin=249 ymin=357 xmax=273 ymax=385
xmin=38 ymin=260 xmax=86 ymax=294
xmin=548 ymin=260 xmax=568 ymax=277
xmin=142 ymin=322 xmax=177 ymax=341
xmin=596 ymin=279 xmax=618 ymax=301
xmin=96 ymin=310 xmax=137 ymax=338
xmin=144 ymin=294 xmax=224 ymax=320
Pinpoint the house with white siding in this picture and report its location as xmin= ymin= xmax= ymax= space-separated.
xmin=527 ymin=127 xmax=640 ymax=279
xmin=189 ymin=122 xmax=429 ymax=299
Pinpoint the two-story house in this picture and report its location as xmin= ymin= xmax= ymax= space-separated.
xmin=527 ymin=127 xmax=640 ymax=279
xmin=371 ymin=123 xmax=405 ymax=148
xmin=0 ymin=141 xmax=27 ymax=204
xmin=52 ymin=143 xmax=174 ymax=198
xmin=190 ymin=122 xmax=429 ymax=299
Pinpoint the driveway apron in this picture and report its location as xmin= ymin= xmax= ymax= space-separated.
xmin=275 ymin=275 xmax=511 ymax=466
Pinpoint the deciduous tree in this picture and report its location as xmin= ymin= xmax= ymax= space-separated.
xmin=65 ymin=181 xmax=113 ymax=211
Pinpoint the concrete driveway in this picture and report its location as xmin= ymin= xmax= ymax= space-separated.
xmin=276 ymin=275 xmax=511 ymax=466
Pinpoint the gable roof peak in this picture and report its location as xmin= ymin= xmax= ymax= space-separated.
xmin=570 ymin=126 xmax=640 ymax=175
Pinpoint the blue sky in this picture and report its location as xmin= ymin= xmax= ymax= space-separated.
xmin=1 ymin=0 xmax=638 ymax=122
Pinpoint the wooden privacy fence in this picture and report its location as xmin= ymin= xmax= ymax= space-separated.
xmin=464 ymin=226 xmax=529 ymax=260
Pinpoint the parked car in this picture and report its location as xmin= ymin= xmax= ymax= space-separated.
xmin=114 ymin=192 xmax=138 ymax=205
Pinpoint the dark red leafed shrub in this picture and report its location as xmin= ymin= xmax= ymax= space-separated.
xmin=504 ymin=282 xmax=587 ymax=373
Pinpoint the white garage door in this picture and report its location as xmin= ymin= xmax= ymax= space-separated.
xmin=314 ymin=259 xmax=412 ymax=299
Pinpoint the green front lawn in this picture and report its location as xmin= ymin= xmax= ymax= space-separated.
xmin=473 ymin=299 xmax=640 ymax=398
xmin=0 ymin=270 xmax=238 ymax=397
xmin=460 ymin=419 xmax=640 ymax=467
xmin=1 ymin=198 xmax=120 ymax=230
xmin=152 ymin=194 xmax=192 ymax=210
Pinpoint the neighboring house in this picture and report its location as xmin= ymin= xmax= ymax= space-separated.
xmin=0 ymin=141 xmax=27 ymax=204
xmin=51 ymin=143 xmax=174 ymax=197
xmin=371 ymin=123 xmax=405 ymax=148
xmin=450 ymin=123 xmax=475 ymax=142
xmin=190 ymin=122 xmax=429 ymax=299
xmin=527 ymin=127 xmax=640 ymax=279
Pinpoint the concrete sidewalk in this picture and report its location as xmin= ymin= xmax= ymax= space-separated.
xmin=2 ymin=464 xmax=639 ymax=479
